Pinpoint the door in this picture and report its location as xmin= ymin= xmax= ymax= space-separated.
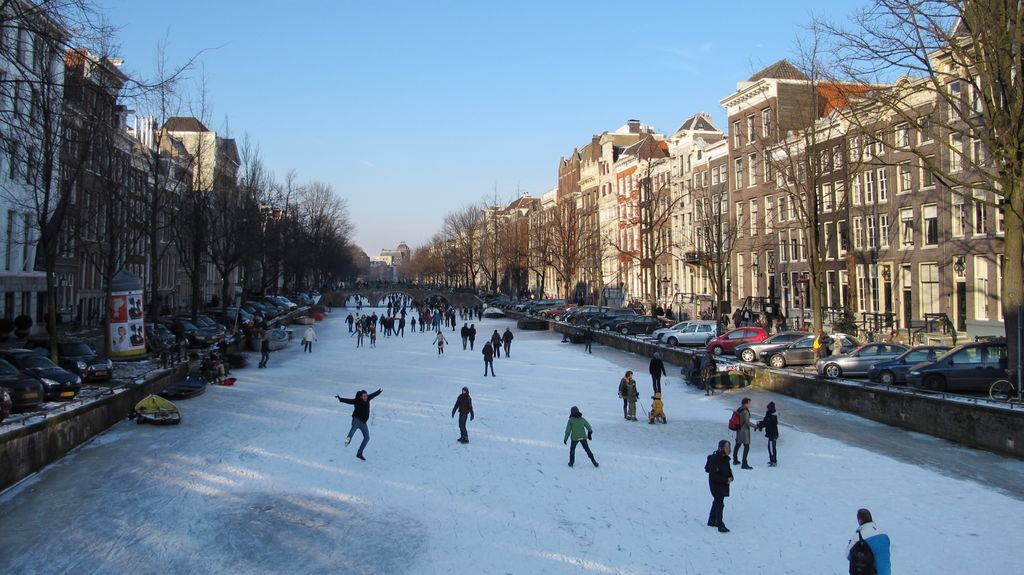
xmin=955 ymin=281 xmax=967 ymax=331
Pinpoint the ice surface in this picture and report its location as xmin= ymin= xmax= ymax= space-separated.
xmin=0 ymin=310 xmax=1021 ymax=574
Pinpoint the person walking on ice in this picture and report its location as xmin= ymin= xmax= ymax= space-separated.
xmin=336 ymin=388 xmax=382 ymax=461
xmin=490 ymin=330 xmax=502 ymax=358
xmin=302 ymin=326 xmax=317 ymax=353
xmin=563 ymin=406 xmax=598 ymax=467
xmin=649 ymin=352 xmax=667 ymax=394
xmin=502 ymin=327 xmax=514 ymax=357
xmin=731 ymin=397 xmax=755 ymax=469
xmin=433 ymin=331 xmax=448 ymax=355
xmin=847 ymin=508 xmax=891 ymax=575
xmin=705 ymin=439 xmax=733 ymax=533
xmin=451 ymin=387 xmax=475 ymax=444
xmin=482 ymin=341 xmax=496 ymax=376
xmin=755 ymin=401 xmax=779 ymax=466
xmin=618 ymin=371 xmax=638 ymax=421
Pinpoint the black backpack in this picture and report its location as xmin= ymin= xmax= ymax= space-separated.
xmin=848 ymin=531 xmax=876 ymax=575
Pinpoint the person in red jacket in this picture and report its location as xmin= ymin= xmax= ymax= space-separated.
xmin=336 ymin=388 xmax=382 ymax=460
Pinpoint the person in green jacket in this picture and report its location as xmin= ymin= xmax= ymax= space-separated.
xmin=563 ymin=406 xmax=599 ymax=468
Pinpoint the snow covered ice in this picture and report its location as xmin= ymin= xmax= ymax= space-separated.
xmin=1 ymin=311 xmax=1022 ymax=574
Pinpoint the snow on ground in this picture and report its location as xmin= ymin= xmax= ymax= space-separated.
xmin=0 ymin=310 xmax=1022 ymax=574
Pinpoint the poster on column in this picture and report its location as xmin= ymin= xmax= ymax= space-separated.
xmin=109 ymin=289 xmax=146 ymax=357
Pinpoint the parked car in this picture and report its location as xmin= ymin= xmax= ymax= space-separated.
xmin=608 ymin=315 xmax=665 ymax=335
xmin=23 ymin=338 xmax=113 ymax=382
xmin=565 ymin=306 xmax=609 ymax=325
xmin=0 ymin=359 xmax=44 ymax=411
xmin=761 ymin=334 xmax=862 ymax=368
xmin=652 ymin=321 xmax=691 ymax=342
xmin=906 ymin=340 xmax=1008 ymax=392
xmin=706 ymin=327 xmax=768 ymax=356
xmin=210 ymin=307 xmax=254 ymax=329
xmin=540 ymin=304 xmax=576 ymax=319
xmin=815 ymin=342 xmax=911 ymax=378
xmin=264 ymin=295 xmax=298 ymax=311
xmin=588 ymin=308 xmax=639 ymax=329
xmin=530 ymin=300 xmax=566 ymax=315
xmin=145 ymin=323 xmax=176 ymax=354
xmin=867 ymin=345 xmax=951 ymax=385
xmin=161 ymin=318 xmax=222 ymax=348
xmin=734 ymin=331 xmax=808 ymax=362
xmin=0 ymin=350 xmax=82 ymax=401
xmin=662 ymin=320 xmax=718 ymax=346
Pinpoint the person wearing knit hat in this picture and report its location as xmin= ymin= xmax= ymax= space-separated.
xmin=756 ymin=401 xmax=780 ymax=466
xmin=563 ymin=406 xmax=598 ymax=467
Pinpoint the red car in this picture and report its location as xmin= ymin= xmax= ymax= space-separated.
xmin=706 ymin=327 xmax=768 ymax=356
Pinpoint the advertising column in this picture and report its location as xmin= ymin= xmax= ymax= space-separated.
xmin=109 ymin=271 xmax=146 ymax=358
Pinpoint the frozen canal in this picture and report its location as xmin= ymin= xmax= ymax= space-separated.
xmin=1 ymin=310 xmax=1022 ymax=574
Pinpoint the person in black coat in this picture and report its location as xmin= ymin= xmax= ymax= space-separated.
xmin=490 ymin=330 xmax=502 ymax=358
xmin=336 ymin=388 xmax=383 ymax=460
xmin=468 ymin=324 xmax=477 ymax=350
xmin=461 ymin=323 xmax=470 ymax=350
xmin=258 ymin=332 xmax=270 ymax=368
xmin=482 ymin=342 xmax=495 ymax=376
xmin=705 ymin=439 xmax=734 ymax=532
xmin=451 ymin=387 xmax=475 ymax=443
xmin=583 ymin=328 xmax=593 ymax=353
xmin=756 ymin=401 xmax=780 ymax=466
xmin=502 ymin=328 xmax=514 ymax=357
xmin=649 ymin=352 xmax=667 ymax=394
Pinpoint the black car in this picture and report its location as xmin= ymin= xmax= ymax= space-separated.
xmin=145 ymin=323 xmax=176 ymax=353
xmin=866 ymin=345 xmax=951 ymax=385
xmin=0 ymin=359 xmax=44 ymax=411
xmin=906 ymin=340 xmax=1008 ymax=392
xmin=162 ymin=317 xmax=222 ymax=347
xmin=0 ymin=350 xmax=82 ymax=401
xmin=608 ymin=315 xmax=665 ymax=335
xmin=24 ymin=338 xmax=113 ymax=382
xmin=589 ymin=308 xmax=639 ymax=329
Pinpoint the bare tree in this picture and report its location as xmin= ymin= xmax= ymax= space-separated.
xmin=443 ymin=204 xmax=483 ymax=288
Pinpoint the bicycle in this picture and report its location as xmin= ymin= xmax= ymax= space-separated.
xmin=989 ymin=369 xmax=1020 ymax=402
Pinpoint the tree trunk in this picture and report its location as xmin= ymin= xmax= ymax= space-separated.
xmin=1002 ymin=178 xmax=1023 ymax=395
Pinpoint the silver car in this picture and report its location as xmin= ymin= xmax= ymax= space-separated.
xmin=653 ymin=321 xmax=691 ymax=342
xmin=815 ymin=342 xmax=910 ymax=379
xmin=663 ymin=321 xmax=718 ymax=346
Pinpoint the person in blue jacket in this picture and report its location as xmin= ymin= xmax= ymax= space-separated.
xmin=847 ymin=508 xmax=891 ymax=575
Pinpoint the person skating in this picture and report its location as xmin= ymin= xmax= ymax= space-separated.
xmin=563 ymin=406 xmax=598 ymax=467
xmin=397 ymin=315 xmax=405 ymax=337
xmin=258 ymin=331 xmax=271 ymax=368
xmin=490 ymin=330 xmax=502 ymax=358
xmin=302 ymin=326 xmax=317 ymax=353
xmin=346 ymin=313 xmax=354 ymax=333
xmin=583 ymin=328 xmax=593 ymax=353
xmin=451 ymin=387 xmax=475 ymax=443
xmin=468 ymin=324 xmax=477 ymax=350
xmin=732 ymin=397 xmax=754 ymax=469
xmin=461 ymin=323 xmax=470 ymax=350
xmin=336 ymin=388 xmax=383 ymax=460
xmin=755 ymin=401 xmax=779 ymax=466
xmin=705 ymin=439 xmax=733 ymax=532
xmin=618 ymin=371 xmax=638 ymax=421
xmin=502 ymin=327 xmax=514 ymax=357
xmin=410 ymin=317 xmax=416 ymax=332
xmin=847 ymin=508 xmax=891 ymax=575
xmin=649 ymin=352 xmax=667 ymax=394
xmin=648 ymin=392 xmax=667 ymax=424
xmin=482 ymin=341 xmax=496 ymax=376
xmin=433 ymin=331 xmax=448 ymax=355
xmin=701 ymin=352 xmax=718 ymax=395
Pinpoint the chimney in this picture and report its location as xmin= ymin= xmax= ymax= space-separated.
xmin=627 ymin=119 xmax=641 ymax=133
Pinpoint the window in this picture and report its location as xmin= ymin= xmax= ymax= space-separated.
xmin=763 ymin=151 xmax=773 ymax=182
xmin=969 ymin=77 xmax=983 ymax=115
xmin=735 ymin=201 xmax=744 ymax=237
xmin=898 ymin=162 xmax=912 ymax=194
xmin=920 ymin=263 xmax=939 ymax=314
xmin=877 ymin=169 xmax=888 ymax=202
xmin=921 ymin=156 xmax=935 ymax=188
xmin=996 ymin=198 xmax=1005 ymax=234
xmin=822 ymin=183 xmax=833 ymax=212
xmin=838 ymin=220 xmax=848 ymax=255
xmin=824 ymin=223 xmax=835 ymax=259
xmin=848 ymin=136 xmax=861 ymax=163
xmin=949 ymin=133 xmax=963 ymax=172
xmin=900 ymin=207 xmax=914 ymax=247
xmin=895 ymin=123 xmax=910 ymax=147
xmin=919 ymin=116 xmax=933 ymax=143
xmin=711 ymin=167 xmax=719 ymax=186
xmin=971 ymin=137 xmax=984 ymax=166
xmin=975 ymin=256 xmax=989 ymax=320
xmin=947 ymin=81 xmax=961 ymax=121
xmin=764 ymin=197 xmax=774 ymax=234
xmin=762 ymin=108 xmax=772 ymax=139
xmin=972 ymin=189 xmax=987 ymax=235
xmin=749 ymin=199 xmax=758 ymax=236
xmin=873 ymin=131 xmax=884 ymax=156
xmin=852 ymin=175 xmax=862 ymax=206
xmin=734 ymin=158 xmax=743 ymax=190
xmin=834 ymin=181 xmax=844 ymax=209
xmin=737 ymin=253 xmax=745 ymax=296
xmin=748 ymin=153 xmax=758 ymax=186
xmin=866 ymin=216 xmax=877 ymax=249
xmin=952 ymin=192 xmax=966 ymax=237
xmin=747 ymin=116 xmax=756 ymax=142
xmin=7 ymin=141 xmax=16 ymax=180
xmin=779 ymin=232 xmax=789 ymax=262
xmin=864 ymin=171 xmax=875 ymax=204
xmin=923 ymin=204 xmax=938 ymax=246
xmin=733 ymin=121 xmax=742 ymax=147
xmin=777 ymin=196 xmax=787 ymax=222
xmin=853 ymin=217 xmax=864 ymax=249
xmin=879 ymin=214 xmax=890 ymax=248
xmin=833 ymin=146 xmax=843 ymax=170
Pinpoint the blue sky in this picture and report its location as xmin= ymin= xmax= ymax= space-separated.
xmin=98 ymin=0 xmax=865 ymax=256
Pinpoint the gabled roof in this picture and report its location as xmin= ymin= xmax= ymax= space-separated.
xmin=749 ymin=59 xmax=809 ymax=82
xmin=163 ymin=117 xmax=209 ymax=132
xmin=507 ymin=196 xmax=537 ymax=210
xmin=675 ymin=112 xmax=718 ymax=133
